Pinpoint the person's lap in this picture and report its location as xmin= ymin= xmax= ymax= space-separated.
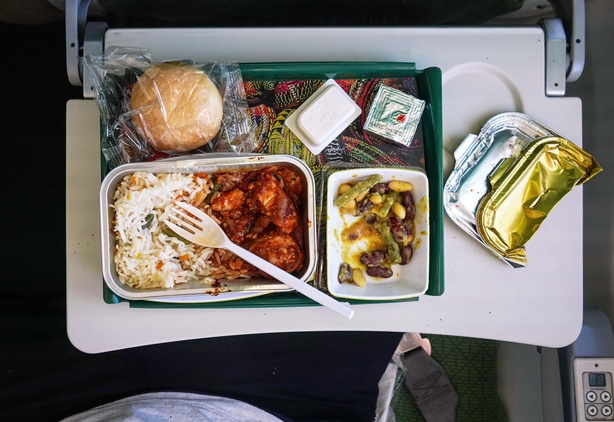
xmin=0 ymin=300 xmax=401 ymax=421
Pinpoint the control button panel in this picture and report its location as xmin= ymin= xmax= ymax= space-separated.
xmin=583 ymin=372 xmax=614 ymax=421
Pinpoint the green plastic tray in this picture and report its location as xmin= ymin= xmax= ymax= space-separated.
xmin=102 ymin=61 xmax=443 ymax=308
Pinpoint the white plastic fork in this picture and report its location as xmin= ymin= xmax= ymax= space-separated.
xmin=165 ymin=201 xmax=354 ymax=319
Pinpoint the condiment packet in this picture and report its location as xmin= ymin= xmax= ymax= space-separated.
xmin=363 ymin=84 xmax=425 ymax=147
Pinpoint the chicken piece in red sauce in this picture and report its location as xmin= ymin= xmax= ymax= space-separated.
xmin=228 ymin=256 xmax=255 ymax=272
xmin=253 ymin=170 xmax=299 ymax=234
xmin=210 ymin=188 xmax=245 ymax=212
xmin=246 ymin=215 xmax=273 ymax=239
xmin=216 ymin=172 xmax=246 ymax=192
xmin=217 ymin=208 xmax=257 ymax=244
xmin=276 ymin=167 xmax=302 ymax=205
xmin=211 ymin=167 xmax=304 ymax=271
xmin=249 ymin=231 xmax=304 ymax=274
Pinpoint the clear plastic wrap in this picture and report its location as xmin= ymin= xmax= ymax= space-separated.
xmin=84 ymin=47 xmax=255 ymax=168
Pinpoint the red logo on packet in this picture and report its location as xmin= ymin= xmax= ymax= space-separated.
xmin=396 ymin=114 xmax=407 ymax=123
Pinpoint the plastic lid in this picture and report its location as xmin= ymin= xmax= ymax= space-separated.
xmin=297 ymin=85 xmax=358 ymax=146
xmin=284 ymin=79 xmax=362 ymax=155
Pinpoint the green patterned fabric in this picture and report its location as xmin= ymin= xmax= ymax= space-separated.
xmin=393 ymin=335 xmax=508 ymax=422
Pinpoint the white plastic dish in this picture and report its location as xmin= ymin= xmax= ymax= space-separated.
xmin=285 ymin=79 xmax=361 ymax=155
xmin=326 ymin=168 xmax=430 ymax=301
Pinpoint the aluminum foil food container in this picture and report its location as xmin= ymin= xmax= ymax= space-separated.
xmin=363 ymin=84 xmax=425 ymax=147
xmin=444 ymin=112 xmax=601 ymax=267
xmin=444 ymin=113 xmax=563 ymax=266
xmin=476 ymin=136 xmax=602 ymax=265
xmin=100 ymin=154 xmax=317 ymax=300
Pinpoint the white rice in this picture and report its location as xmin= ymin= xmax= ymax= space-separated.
xmin=112 ymin=171 xmax=241 ymax=289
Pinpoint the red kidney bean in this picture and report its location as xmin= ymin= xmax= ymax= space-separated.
xmin=364 ymin=212 xmax=377 ymax=225
xmin=366 ymin=266 xmax=393 ymax=278
xmin=401 ymin=191 xmax=416 ymax=221
xmin=360 ymin=250 xmax=387 ymax=267
xmin=389 ymin=216 xmax=408 ymax=243
xmin=357 ymin=199 xmax=374 ymax=215
xmin=400 ymin=245 xmax=414 ymax=265
xmin=370 ymin=183 xmax=390 ymax=195
xmin=403 ymin=218 xmax=414 ymax=238
xmin=338 ymin=263 xmax=352 ymax=284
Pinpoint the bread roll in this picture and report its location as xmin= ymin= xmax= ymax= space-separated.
xmin=130 ymin=63 xmax=223 ymax=151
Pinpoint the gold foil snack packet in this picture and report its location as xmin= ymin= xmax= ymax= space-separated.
xmin=476 ymin=136 xmax=602 ymax=266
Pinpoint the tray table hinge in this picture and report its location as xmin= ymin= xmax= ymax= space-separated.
xmin=66 ymin=0 xmax=92 ymax=86
xmin=560 ymin=0 xmax=585 ymax=83
xmin=541 ymin=18 xmax=567 ymax=97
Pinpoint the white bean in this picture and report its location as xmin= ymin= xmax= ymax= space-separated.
xmin=388 ymin=181 xmax=414 ymax=193
xmin=352 ymin=269 xmax=367 ymax=287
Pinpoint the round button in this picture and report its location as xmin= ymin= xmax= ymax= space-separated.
xmin=603 ymin=405 xmax=613 ymax=416
xmin=602 ymin=391 xmax=612 ymax=402
xmin=588 ymin=405 xmax=598 ymax=416
xmin=588 ymin=391 xmax=598 ymax=402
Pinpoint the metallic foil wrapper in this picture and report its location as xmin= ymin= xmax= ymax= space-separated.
xmin=476 ymin=136 xmax=601 ymax=266
xmin=444 ymin=112 xmax=602 ymax=267
xmin=363 ymin=84 xmax=425 ymax=147
xmin=444 ymin=112 xmax=564 ymax=267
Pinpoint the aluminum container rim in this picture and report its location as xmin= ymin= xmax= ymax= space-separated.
xmin=100 ymin=153 xmax=317 ymax=300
